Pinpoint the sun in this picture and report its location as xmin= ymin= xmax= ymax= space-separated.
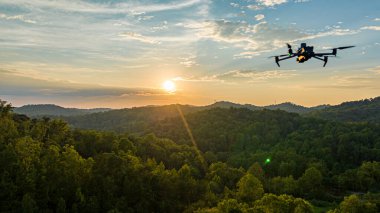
xmin=162 ymin=80 xmax=176 ymax=93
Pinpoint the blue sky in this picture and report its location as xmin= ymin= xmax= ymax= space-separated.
xmin=0 ymin=0 xmax=379 ymax=108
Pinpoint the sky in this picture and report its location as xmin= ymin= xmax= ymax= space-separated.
xmin=0 ymin=0 xmax=379 ymax=108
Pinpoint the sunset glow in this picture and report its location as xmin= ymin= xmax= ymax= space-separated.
xmin=163 ymin=80 xmax=176 ymax=93
xmin=0 ymin=0 xmax=379 ymax=108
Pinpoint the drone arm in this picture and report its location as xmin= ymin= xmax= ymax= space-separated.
xmin=314 ymin=53 xmax=336 ymax=57
xmin=274 ymin=55 xmax=296 ymax=67
xmin=312 ymin=56 xmax=324 ymax=61
xmin=277 ymin=55 xmax=296 ymax=61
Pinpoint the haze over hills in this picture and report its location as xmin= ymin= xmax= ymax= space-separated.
xmin=14 ymin=100 xmax=329 ymax=118
xmin=13 ymin=104 xmax=111 ymax=117
xmin=12 ymin=97 xmax=380 ymax=133
xmin=40 ymin=96 xmax=374 ymax=133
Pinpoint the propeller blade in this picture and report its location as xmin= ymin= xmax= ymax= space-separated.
xmin=268 ymin=54 xmax=289 ymax=59
xmin=331 ymin=46 xmax=355 ymax=50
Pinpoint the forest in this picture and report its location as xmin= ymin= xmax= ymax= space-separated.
xmin=1 ymin=99 xmax=380 ymax=212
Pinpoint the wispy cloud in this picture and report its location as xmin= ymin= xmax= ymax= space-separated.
xmin=0 ymin=13 xmax=36 ymax=24
xmin=255 ymin=14 xmax=265 ymax=21
xmin=2 ymin=0 xmax=207 ymax=14
xmin=247 ymin=0 xmax=288 ymax=10
xmin=0 ymin=68 xmax=166 ymax=98
xmin=175 ymin=69 xmax=297 ymax=83
xmin=308 ymin=67 xmax=380 ymax=90
xmin=179 ymin=55 xmax=199 ymax=68
xmin=119 ymin=32 xmax=161 ymax=44
xmin=179 ymin=19 xmax=360 ymax=55
xmin=361 ymin=26 xmax=380 ymax=31
xmin=257 ymin=0 xmax=288 ymax=7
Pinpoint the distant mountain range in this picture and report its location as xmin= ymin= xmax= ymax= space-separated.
xmin=206 ymin=101 xmax=329 ymax=114
xmin=14 ymin=101 xmax=329 ymax=118
xmin=14 ymin=104 xmax=111 ymax=117
xmin=13 ymin=97 xmax=380 ymax=128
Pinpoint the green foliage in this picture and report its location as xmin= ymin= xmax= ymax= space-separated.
xmin=309 ymin=97 xmax=380 ymax=123
xmin=298 ymin=167 xmax=323 ymax=198
xmin=22 ymin=193 xmax=37 ymax=213
xmin=253 ymin=194 xmax=313 ymax=213
xmin=328 ymin=194 xmax=377 ymax=213
xmin=1 ymin=101 xmax=380 ymax=212
xmin=14 ymin=104 xmax=110 ymax=117
xmin=268 ymin=176 xmax=297 ymax=195
xmin=217 ymin=199 xmax=249 ymax=213
xmin=236 ymin=173 xmax=264 ymax=203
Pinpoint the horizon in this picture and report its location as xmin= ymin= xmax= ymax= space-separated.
xmin=9 ymin=95 xmax=379 ymax=109
xmin=1 ymin=0 xmax=380 ymax=108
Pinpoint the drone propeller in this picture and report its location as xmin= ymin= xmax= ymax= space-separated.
xmin=330 ymin=46 xmax=355 ymax=50
xmin=287 ymin=43 xmax=293 ymax=55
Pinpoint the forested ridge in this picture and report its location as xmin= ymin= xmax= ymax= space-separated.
xmin=1 ymin=99 xmax=380 ymax=212
xmin=61 ymin=97 xmax=380 ymax=133
xmin=14 ymin=104 xmax=111 ymax=117
xmin=309 ymin=97 xmax=380 ymax=123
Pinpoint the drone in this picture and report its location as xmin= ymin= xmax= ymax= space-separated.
xmin=270 ymin=43 xmax=355 ymax=67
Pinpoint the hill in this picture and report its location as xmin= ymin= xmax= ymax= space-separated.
xmin=14 ymin=104 xmax=110 ymax=117
xmin=62 ymin=101 xmax=330 ymax=132
xmin=206 ymin=101 xmax=328 ymax=114
xmin=64 ymin=104 xmax=200 ymax=132
xmin=309 ymin=97 xmax=380 ymax=123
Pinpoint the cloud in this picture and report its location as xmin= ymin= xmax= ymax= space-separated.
xmin=150 ymin=21 xmax=169 ymax=32
xmin=255 ymin=14 xmax=265 ymax=21
xmin=361 ymin=26 xmax=380 ymax=31
xmin=246 ymin=5 xmax=262 ymax=10
xmin=175 ymin=69 xmax=297 ymax=83
xmin=230 ymin=3 xmax=240 ymax=8
xmin=233 ymin=51 xmax=260 ymax=59
xmin=256 ymin=0 xmax=288 ymax=7
xmin=373 ymin=18 xmax=380 ymax=21
xmin=369 ymin=66 xmax=380 ymax=74
xmin=294 ymin=0 xmax=311 ymax=3
xmin=137 ymin=15 xmax=154 ymax=21
xmin=0 ymin=13 xmax=36 ymax=24
xmin=299 ymin=28 xmax=359 ymax=40
xmin=309 ymin=67 xmax=380 ymax=90
xmin=179 ymin=55 xmax=199 ymax=68
xmin=119 ymin=32 xmax=161 ymax=44
xmin=180 ymin=19 xmax=359 ymax=55
xmin=0 ymin=68 xmax=166 ymax=98
xmin=2 ymin=0 xmax=207 ymax=14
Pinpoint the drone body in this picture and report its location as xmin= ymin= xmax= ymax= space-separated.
xmin=270 ymin=43 xmax=355 ymax=67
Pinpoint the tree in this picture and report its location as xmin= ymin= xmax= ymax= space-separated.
xmin=217 ymin=199 xmax=248 ymax=213
xmin=298 ymin=167 xmax=323 ymax=197
xmin=22 ymin=193 xmax=37 ymax=213
xmin=57 ymin=197 xmax=66 ymax=213
xmin=328 ymin=194 xmax=377 ymax=213
xmin=269 ymin=176 xmax=297 ymax=195
xmin=253 ymin=194 xmax=313 ymax=213
xmin=357 ymin=161 xmax=380 ymax=191
xmin=0 ymin=99 xmax=12 ymax=117
xmin=236 ymin=173 xmax=264 ymax=203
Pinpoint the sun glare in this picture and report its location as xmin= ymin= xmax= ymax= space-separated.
xmin=163 ymin=80 xmax=176 ymax=93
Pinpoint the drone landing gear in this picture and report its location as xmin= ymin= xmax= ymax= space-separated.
xmin=275 ymin=56 xmax=280 ymax=67
xmin=312 ymin=56 xmax=329 ymax=67
xmin=323 ymin=56 xmax=328 ymax=67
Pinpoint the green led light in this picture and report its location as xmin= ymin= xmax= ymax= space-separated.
xmin=265 ymin=158 xmax=271 ymax=164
